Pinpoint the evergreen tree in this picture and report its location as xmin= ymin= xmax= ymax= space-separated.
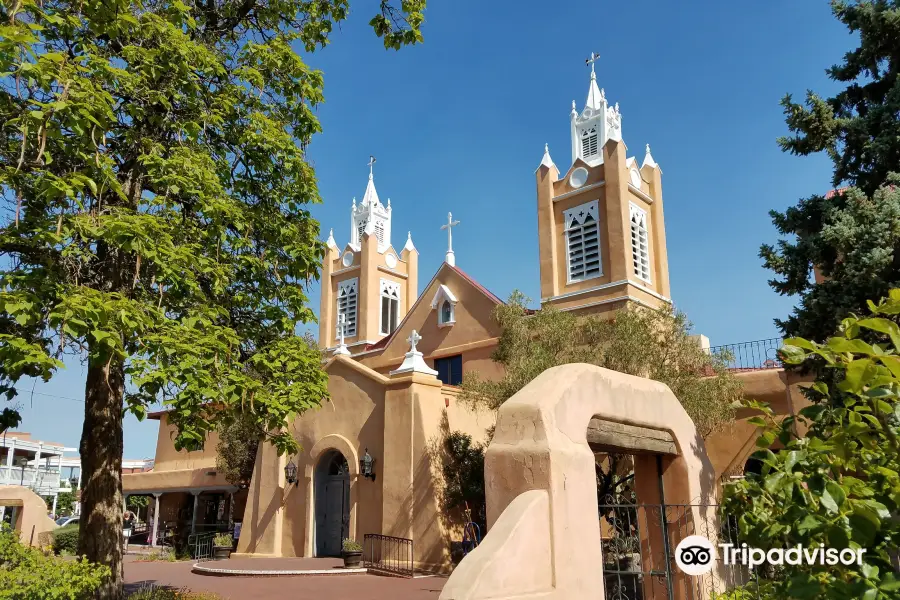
xmin=0 ymin=1 xmax=425 ymax=597
xmin=760 ymin=0 xmax=900 ymax=341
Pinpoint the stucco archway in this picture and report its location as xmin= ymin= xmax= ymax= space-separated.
xmin=303 ymin=434 xmax=360 ymax=557
xmin=440 ymin=363 xmax=719 ymax=600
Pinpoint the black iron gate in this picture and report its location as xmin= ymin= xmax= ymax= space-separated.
xmin=599 ymin=499 xmax=758 ymax=600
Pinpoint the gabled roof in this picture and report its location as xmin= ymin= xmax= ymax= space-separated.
xmin=364 ymin=263 xmax=504 ymax=352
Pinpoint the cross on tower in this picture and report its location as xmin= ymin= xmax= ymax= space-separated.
xmin=407 ymin=329 xmax=422 ymax=353
xmin=585 ymin=52 xmax=600 ymax=74
xmin=368 ymin=155 xmax=376 ymax=178
xmin=441 ymin=212 xmax=460 ymax=267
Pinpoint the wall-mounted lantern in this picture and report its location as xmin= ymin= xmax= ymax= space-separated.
xmin=284 ymin=460 xmax=298 ymax=486
xmin=360 ymin=448 xmax=376 ymax=482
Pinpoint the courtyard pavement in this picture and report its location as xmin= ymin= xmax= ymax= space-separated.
xmin=124 ymin=555 xmax=447 ymax=600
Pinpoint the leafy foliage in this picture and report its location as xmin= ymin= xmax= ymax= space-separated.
xmin=0 ymin=0 xmax=425 ymax=594
xmin=126 ymin=495 xmax=148 ymax=510
xmin=341 ymin=538 xmax=362 ymax=553
xmin=215 ymin=384 xmax=267 ymax=486
xmin=723 ymin=289 xmax=900 ymax=599
xmin=125 ymin=587 xmax=223 ymax=600
xmin=440 ymin=431 xmax=485 ymax=527
xmin=45 ymin=491 xmax=75 ymax=515
xmin=761 ymin=0 xmax=900 ymax=341
xmin=212 ymin=533 xmax=232 ymax=547
xmin=52 ymin=525 xmax=80 ymax=555
xmin=458 ymin=292 xmax=742 ymax=438
xmin=0 ymin=524 xmax=108 ymax=599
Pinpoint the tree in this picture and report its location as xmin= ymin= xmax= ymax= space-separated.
xmin=723 ymin=290 xmax=900 ymax=599
xmin=440 ymin=431 xmax=486 ymax=531
xmin=459 ymin=292 xmax=743 ymax=439
xmin=44 ymin=491 xmax=76 ymax=515
xmin=760 ymin=0 xmax=900 ymax=341
xmin=0 ymin=1 xmax=425 ymax=597
xmin=216 ymin=409 xmax=263 ymax=487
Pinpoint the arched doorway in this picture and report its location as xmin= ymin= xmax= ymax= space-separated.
xmin=314 ymin=450 xmax=350 ymax=557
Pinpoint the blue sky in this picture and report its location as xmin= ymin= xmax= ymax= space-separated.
xmin=10 ymin=0 xmax=851 ymax=458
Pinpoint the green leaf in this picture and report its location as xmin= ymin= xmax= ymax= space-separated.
xmin=820 ymin=481 xmax=846 ymax=513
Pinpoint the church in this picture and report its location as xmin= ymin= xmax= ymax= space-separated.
xmin=122 ymin=61 xmax=811 ymax=570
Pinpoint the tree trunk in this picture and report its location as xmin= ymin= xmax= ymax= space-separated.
xmin=78 ymin=353 xmax=125 ymax=600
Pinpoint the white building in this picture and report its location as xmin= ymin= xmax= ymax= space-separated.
xmin=0 ymin=432 xmax=68 ymax=517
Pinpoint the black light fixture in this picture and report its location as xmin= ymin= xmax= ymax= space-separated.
xmin=284 ymin=460 xmax=297 ymax=485
xmin=360 ymin=448 xmax=376 ymax=481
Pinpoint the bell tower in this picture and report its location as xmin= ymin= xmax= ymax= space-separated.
xmin=319 ymin=158 xmax=419 ymax=352
xmin=536 ymin=54 xmax=671 ymax=316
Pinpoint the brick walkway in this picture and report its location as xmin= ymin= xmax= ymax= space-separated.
xmin=124 ymin=557 xmax=447 ymax=600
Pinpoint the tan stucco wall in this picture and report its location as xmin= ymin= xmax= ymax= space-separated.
xmin=151 ymin=414 xmax=219 ymax=473
xmin=0 ymin=485 xmax=56 ymax=547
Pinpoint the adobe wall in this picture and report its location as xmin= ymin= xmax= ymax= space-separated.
xmin=0 ymin=485 xmax=57 ymax=547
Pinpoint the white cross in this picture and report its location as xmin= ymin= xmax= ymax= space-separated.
xmin=441 ymin=212 xmax=460 ymax=254
xmin=585 ymin=52 xmax=600 ymax=74
xmin=368 ymin=155 xmax=376 ymax=177
xmin=338 ymin=313 xmax=347 ymax=346
xmin=407 ymin=329 xmax=422 ymax=353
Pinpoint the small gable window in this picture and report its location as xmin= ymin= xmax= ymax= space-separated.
xmin=431 ymin=284 xmax=458 ymax=328
xmin=564 ymin=200 xmax=602 ymax=283
xmin=435 ymin=354 xmax=463 ymax=386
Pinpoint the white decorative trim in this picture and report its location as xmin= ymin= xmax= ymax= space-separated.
xmin=628 ymin=184 xmax=654 ymax=205
xmin=542 ymin=279 xmax=671 ymax=304
xmin=404 ymin=231 xmax=416 ymax=252
xmin=431 ymin=284 xmax=458 ymax=328
xmin=553 ymin=180 xmax=605 ymax=203
xmin=331 ymin=265 xmax=361 ymax=277
xmin=379 ymin=278 xmax=401 ymax=336
xmin=326 ymin=229 xmax=338 ymax=250
xmin=537 ymin=143 xmax=555 ymax=171
xmin=554 ymin=294 xmax=658 ymax=312
xmin=642 ymin=144 xmax=658 ymax=169
xmin=377 ymin=266 xmax=408 ymax=279
xmin=390 ymin=330 xmax=438 ymax=377
xmin=384 ymin=252 xmax=398 ymax=269
xmin=336 ymin=278 xmax=359 ymax=338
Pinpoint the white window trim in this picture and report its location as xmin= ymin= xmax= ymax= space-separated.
xmin=379 ymin=278 xmax=401 ymax=336
xmin=564 ymin=199 xmax=603 ymax=284
xmin=629 ymin=203 xmax=651 ymax=283
xmin=430 ymin=284 xmax=458 ymax=328
xmin=336 ymin=278 xmax=359 ymax=339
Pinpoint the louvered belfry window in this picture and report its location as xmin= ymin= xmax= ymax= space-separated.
xmin=630 ymin=203 xmax=651 ymax=282
xmin=581 ymin=126 xmax=599 ymax=159
xmin=336 ymin=278 xmax=358 ymax=338
xmin=564 ymin=200 xmax=602 ymax=282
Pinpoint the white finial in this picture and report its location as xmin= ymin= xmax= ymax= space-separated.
xmin=404 ymin=231 xmax=416 ymax=252
xmin=352 ymin=197 xmax=356 ymax=208
xmin=585 ymin=52 xmax=600 ymax=77
xmin=538 ymin=143 xmax=555 ymax=170
xmin=387 ymin=198 xmax=391 ymax=208
xmin=642 ymin=143 xmax=658 ymax=169
xmin=326 ymin=228 xmax=337 ymax=250
xmin=441 ymin=212 xmax=460 ymax=267
xmin=407 ymin=329 xmax=422 ymax=353
xmin=334 ymin=314 xmax=350 ymax=356
xmin=367 ymin=155 xmax=376 ymax=180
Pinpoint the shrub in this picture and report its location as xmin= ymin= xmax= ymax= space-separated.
xmin=126 ymin=586 xmax=224 ymax=600
xmin=0 ymin=524 xmax=108 ymax=600
xmin=212 ymin=533 xmax=232 ymax=547
xmin=342 ymin=538 xmax=362 ymax=553
xmin=52 ymin=524 xmax=79 ymax=555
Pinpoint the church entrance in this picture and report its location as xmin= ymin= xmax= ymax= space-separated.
xmin=314 ymin=450 xmax=350 ymax=557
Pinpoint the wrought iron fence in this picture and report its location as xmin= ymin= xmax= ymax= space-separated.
xmin=188 ymin=531 xmax=216 ymax=562
xmin=599 ymin=499 xmax=763 ymax=600
xmin=709 ymin=338 xmax=782 ymax=371
xmin=363 ymin=533 xmax=414 ymax=578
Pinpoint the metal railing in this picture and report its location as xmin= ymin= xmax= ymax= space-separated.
xmin=0 ymin=466 xmax=61 ymax=494
xmin=188 ymin=531 xmax=217 ymax=562
xmin=363 ymin=533 xmax=414 ymax=578
xmin=709 ymin=338 xmax=783 ymax=371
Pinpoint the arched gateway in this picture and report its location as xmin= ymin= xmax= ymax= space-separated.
xmin=314 ymin=450 xmax=350 ymax=557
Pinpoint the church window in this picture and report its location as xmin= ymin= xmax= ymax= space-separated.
xmin=564 ymin=200 xmax=602 ymax=283
xmin=336 ymin=278 xmax=358 ymax=338
xmin=440 ymin=300 xmax=454 ymax=326
xmin=375 ymin=222 xmax=385 ymax=247
xmin=379 ymin=279 xmax=401 ymax=336
xmin=630 ymin=203 xmax=651 ymax=283
xmin=435 ymin=354 xmax=463 ymax=386
xmin=581 ymin=127 xmax=599 ymax=160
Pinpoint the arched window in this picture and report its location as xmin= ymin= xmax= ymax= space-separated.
xmin=564 ymin=200 xmax=602 ymax=282
xmin=629 ymin=203 xmax=651 ymax=282
xmin=441 ymin=300 xmax=453 ymax=324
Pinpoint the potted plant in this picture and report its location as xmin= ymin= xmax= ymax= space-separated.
xmin=342 ymin=538 xmax=363 ymax=568
xmin=213 ymin=533 xmax=233 ymax=561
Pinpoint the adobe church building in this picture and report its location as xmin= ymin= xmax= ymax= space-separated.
xmin=123 ymin=63 xmax=811 ymax=569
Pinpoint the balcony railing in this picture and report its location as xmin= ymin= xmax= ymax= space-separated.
xmin=0 ymin=465 xmax=61 ymax=494
xmin=709 ymin=338 xmax=783 ymax=371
